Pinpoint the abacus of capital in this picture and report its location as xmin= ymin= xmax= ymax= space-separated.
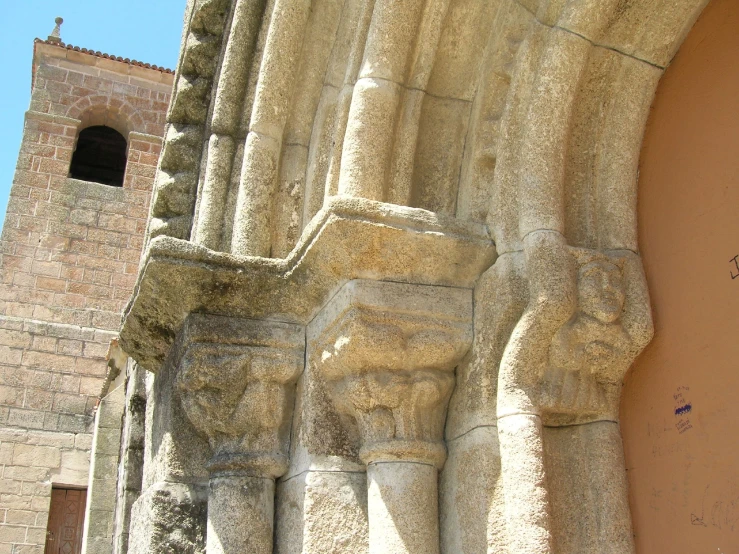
xmin=112 ymin=0 xmax=709 ymax=552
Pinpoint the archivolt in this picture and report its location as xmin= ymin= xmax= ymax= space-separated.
xmin=147 ymin=0 xmax=709 ymax=259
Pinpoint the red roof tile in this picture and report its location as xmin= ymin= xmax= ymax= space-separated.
xmin=34 ymin=38 xmax=175 ymax=74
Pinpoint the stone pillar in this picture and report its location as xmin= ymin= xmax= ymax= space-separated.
xmin=127 ymin=353 xmax=210 ymax=554
xmin=338 ymin=0 xmax=430 ymax=201
xmin=230 ymin=0 xmax=311 ymax=257
xmin=112 ymin=363 xmax=147 ymax=554
xmin=206 ymin=473 xmax=275 ymax=554
xmin=367 ymin=461 xmax=440 ymax=554
xmin=177 ymin=314 xmax=304 ymax=554
xmin=312 ymin=280 xmax=472 ymax=554
xmin=81 ymin=377 xmax=126 ymax=554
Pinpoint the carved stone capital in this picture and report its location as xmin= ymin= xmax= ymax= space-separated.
xmin=312 ymin=280 xmax=473 ymax=468
xmin=540 ymin=247 xmax=653 ymax=424
xmin=498 ymin=234 xmax=654 ymax=425
xmin=176 ymin=314 xmax=304 ymax=477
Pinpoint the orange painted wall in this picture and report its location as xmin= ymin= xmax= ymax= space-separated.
xmin=621 ymin=0 xmax=739 ymax=552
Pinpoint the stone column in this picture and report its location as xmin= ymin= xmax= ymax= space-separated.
xmin=312 ymin=280 xmax=473 ymax=554
xmin=177 ymin=315 xmax=304 ymax=554
xmin=497 ymin=232 xmax=653 ymax=553
xmin=230 ymin=0 xmax=312 ymax=257
xmin=112 ymin=363 xmax=147 ymax=554
xmin=81 ymin=376 xmax=126 ymax=554
xmin=206 ymin=471 xmax=275 ymax=554
xmin=127 ymin=356 xmax=210 ymax=554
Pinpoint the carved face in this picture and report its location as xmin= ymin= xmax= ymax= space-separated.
xmin=577 ymin=260 xmax=625 ymax=323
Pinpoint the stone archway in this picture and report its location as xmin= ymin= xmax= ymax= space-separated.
xmin=119 ymin=1 xmax=725 ymax=553
xmin=66 ymin=94 xmax=145 ymax=138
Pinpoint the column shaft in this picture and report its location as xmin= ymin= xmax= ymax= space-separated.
xmin=498 ymin=414 xmax=552 ymax=554
xmin=195 ymin=134 xmax=234 ymax=250
xmin=367 ymin=462 xmax=440 ymax=554
xmin=207 ymin=474 xmax=275 ymax=554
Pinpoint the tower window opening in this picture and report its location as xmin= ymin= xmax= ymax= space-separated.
xmin=69 ymin=125 xmax=127 ymax=186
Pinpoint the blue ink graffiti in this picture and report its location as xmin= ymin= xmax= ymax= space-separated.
xmin=675 ymin=403 xmax=692 ymax=416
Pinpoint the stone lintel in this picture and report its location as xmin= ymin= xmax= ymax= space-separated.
xmin=121 ymin=197 xmax=495 ymax=371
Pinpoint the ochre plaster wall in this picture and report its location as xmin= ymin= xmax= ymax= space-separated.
xmin=622 ymin=0 xmax=739 ymax=551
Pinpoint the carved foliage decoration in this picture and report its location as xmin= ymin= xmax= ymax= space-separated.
xmin=313 ymin=281 xmax=473 ymax=466
xmin=148 ymin=0 xmax=234 ymax=242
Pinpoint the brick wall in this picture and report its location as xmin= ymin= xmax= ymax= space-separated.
xmin=0 ymin=41 xmax=171 ymax=554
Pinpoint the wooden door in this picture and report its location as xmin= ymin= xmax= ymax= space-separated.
xmin=45 ymin=488 xmax=87 ymax=554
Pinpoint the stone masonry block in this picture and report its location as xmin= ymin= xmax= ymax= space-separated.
xmin=0 ymin=524 xmax=27 ymax=543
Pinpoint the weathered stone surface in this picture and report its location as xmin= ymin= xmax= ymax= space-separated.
xmin=129 ymin=347 xmax=210 ymax=553
xmin=121 ymin=197 xmax=494 ymax=371
xmin=207 ymin=475 xmax=274 ymax=554
xmin=441 ymin=425 xmax=506 ymax=554
xmin=446 ymin=251 xmax=527 ymax=441
xmin=276 ymin=470 xmax=368 ymax=554
xmin=313 ymin=280 xmax=472 ymax=466
xmin=496 ymin=231 xmax=653 ymax=553
xmin=127 ymin=482 xmax=207 ymax=554
xmin=143 ymin=347 xmax=210 ymax=488
xmin=285 ymin=345 xmax=363 ymax=478
xmin=368 ymin=462 xmax=439 ymax=554
xmin=563 ymin=47 xmax=662 ymax=252
xmin=81 ymin=378 xmax=126 ymax=554
xmin=311 ymin=280 xmax=472 ymax=554
xmin=544 ymin=421 xmax=634 ymax=554
xmin=177 ymin=315 xmax=303 ymax=475
xmin=109 ymin=0 xmax=716 ymax=553
xmin=112 ymin=363 xmax=147 ymax=554
xmin=175 ymin=315 xmax=304 ymax=554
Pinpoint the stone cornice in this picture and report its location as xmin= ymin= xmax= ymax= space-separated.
xmin=121 ymin=197 xmax=496 ymax=371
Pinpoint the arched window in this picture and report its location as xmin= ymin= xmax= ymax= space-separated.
xmin=69 ymin=125 xmax=127 ymax=187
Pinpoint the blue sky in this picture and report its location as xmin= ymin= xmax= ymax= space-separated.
xmin=0 ymin=1 xmax=186 ymax=230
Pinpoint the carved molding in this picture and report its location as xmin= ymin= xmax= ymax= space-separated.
xmin=121 ymin=197 xmax=494 ymax=371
